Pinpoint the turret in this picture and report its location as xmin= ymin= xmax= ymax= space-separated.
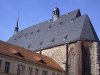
xmin=52 ymin=7 xmax=60 ymax=21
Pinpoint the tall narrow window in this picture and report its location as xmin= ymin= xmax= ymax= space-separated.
xmin=5 ymin=62 xmax=10 ymax=73
xmin=35 ymin=69 xmax=38 ymax=75
xmin=17 ymin=65 xmax=25 ymax=75
xmin=68 ymin=48 xmax=75 ymax=75
xmin=28 ymin=67 xmax=33 ymax=75
xmin=0 ymin=60 xmax=1 ymax=71
xmin=52 ymin=72 xmax=55 ymax=75
xmin=42 ymin=70 xmax=48 ymax=75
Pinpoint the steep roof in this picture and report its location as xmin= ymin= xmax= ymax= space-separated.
xmin=0 ymin=40 xmax=63 ymax=71
xmin=8 ymin=9 xmax=99 ymax=51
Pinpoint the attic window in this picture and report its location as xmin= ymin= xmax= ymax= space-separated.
xmin=63 ymin=35 xmax=68 ymax=41
xmin=37 ymin=29 xmax=40 ymax=33
xmin=14 ymin=37 xmax=16 ymax=40
xmin=48 ymin=25 xmax=52 ymax=30
xmin=28 ymin=44 xmax=31 ymax=48
xmin=14 ymin=52 xmax=24 ymax=57
xmin=38 ymin=59 xmax=46 ymax=64
xmin=51 ymin=38 xmax=55 ymax=42
xmin=36 ymin=29 xmax=40 ymax=34
xmin=19 ymin=35 xmax=22 ymax=38
xmin=24 ymin=33 xmax=28 ymax=37
xmin=30 ymin=31 xmax=34 ymax=35
xmin=40 ymin=41 xmax=43 ymax=45
xmin=70 ymin=19 xmax=74 ymax=23
xmin=59 ymin=22 xmax=63 ymax=26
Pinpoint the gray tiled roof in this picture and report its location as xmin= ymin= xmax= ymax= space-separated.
xmin=7 ymin=9 xmax=99 ymax=51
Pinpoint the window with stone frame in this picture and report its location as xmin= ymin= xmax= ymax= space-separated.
xmin=42 ymin=70 xmax=48 ymax=75
xmin=68 ymin=48 xmax=75 ymax=75
xmin=5 ymin=62 xmax=10 ymax=73
xmin=52 ymin=72 xmax=55 ymax=75
xmin=0 ymin=60 xmax=1 ymax=71
xmin=17 ymin=65 xmax=25 ymax=75
xmin=57 ymin=73 xmax=60 ymax=75
xmin=35 ymin=69 xmax=39 ymax=75
xmin=28 ymin=67 xmax=33 ymax=75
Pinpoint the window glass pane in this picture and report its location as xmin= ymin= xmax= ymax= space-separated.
xmin=5 ymin=62 xmax=10 ymax=73
xmin=0 ymin=60 xmax=1 ymax=71
xmin=35 ymin=69 xmax=38 ymax=75
xmin=52 ymin=72 xmax=55 ymax=75
xmin=29 ymin=67 xmax=32 ymax=75
xmin=17 ymin=65 xmax=25 ymax=75
xmin=42 ymin=71 xmax=48 ymax=75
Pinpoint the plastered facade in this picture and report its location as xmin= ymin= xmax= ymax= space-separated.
xmin=0 ymin=54 xmax=64 ymax=75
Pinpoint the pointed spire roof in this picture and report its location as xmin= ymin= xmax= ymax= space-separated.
xmin=14 ymin=17 xmax=19 ymax=34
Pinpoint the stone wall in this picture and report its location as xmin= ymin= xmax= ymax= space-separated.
xmin=38 ymin=41 xmax=82 ymax=74
xmin=82 ymin=41 xmax=100 ymax=75
xmin=37 ymin=41 xmax=100 ymax=75
xmin=40 ymin=45 xmax=66 ymax=70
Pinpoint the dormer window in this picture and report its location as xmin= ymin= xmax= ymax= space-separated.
xmin=51 ymin=38 xmax=55 ymax=42
xmin=30 ymin=31 xmax=34 ymax=35
xmin=37 ymin=29 xmax=40 ymax=33
xmin=48 ymin=26 xmax=52 ymax=30
xmin=36 ymin=29 xmax=40 ymax=35
xmin=14 ymin=52 xmax=24 ymax=58
xmin=28 ymin=44 xmax=31 ymax=48
xmin=70 ymin=19 xmax=74 ymax=23
xmin=24 ymin=33 xmax=28 ymax=37
xmin=63 ymin=35 xmax=68 ymax=41
xmin=14 ymin=37 xmax=17 ymax=40
xmin=19 ymin=35 xmax=22 ymax=38
xmin=38 ymin=59 xmax=46 ymax=64
xmin=40 ymin=41 xmax=43 ymax=45
xmin=59 ymin=22 xmax=63 ymax=27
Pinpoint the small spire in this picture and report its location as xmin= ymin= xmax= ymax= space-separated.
xmin=14 ymin=16 xmax=19 ymax=34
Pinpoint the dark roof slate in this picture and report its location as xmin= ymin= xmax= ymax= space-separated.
xmin=7 ymin=9 xmax=99 ymax=51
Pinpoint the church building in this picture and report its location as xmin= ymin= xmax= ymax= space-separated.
xmin=4 ymin=7 xmax=100 ymax=75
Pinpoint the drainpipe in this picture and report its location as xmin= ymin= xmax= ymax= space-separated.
xmin=66 ymin=43 xmax=69 ymax=75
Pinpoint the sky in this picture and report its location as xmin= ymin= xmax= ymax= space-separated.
xmin=0 ymin=0 xmax=100 ymax=41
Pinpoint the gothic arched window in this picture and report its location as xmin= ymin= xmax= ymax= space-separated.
xmin=68 ymin=48 xmax=75 ymax=75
